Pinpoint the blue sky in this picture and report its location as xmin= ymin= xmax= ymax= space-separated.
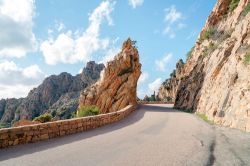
xmin=0 ymin=0 xmax=216 ymax=99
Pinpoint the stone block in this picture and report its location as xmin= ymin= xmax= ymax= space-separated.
xmin=40 ymin=134 xmax=49 ymax=140
xmin=13 ymin=139 xmax=19 ymax=146
xmin=0 ymin=133 xmax=8 ymax=139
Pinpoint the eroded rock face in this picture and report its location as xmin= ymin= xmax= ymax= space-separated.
xmin=79 ymin=38 xmax=141 ymax=113
xmin=158 ymin=59 xmax=185 ymax=101
xmin=171 ymin=0 xmax=250 ymax=132
xmin=0 ymin=61 xmax=104 ymax=127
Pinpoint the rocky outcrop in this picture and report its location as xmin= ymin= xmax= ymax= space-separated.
xmin=79 ymin=38 xmax=141 ymax=113
xmin=158 ymin=59 xmax=185 ymax=101
xmin=0 ymin=61 xmax=104 ymax=127
xmin=170 ymin=0 xmax=250 ymax=131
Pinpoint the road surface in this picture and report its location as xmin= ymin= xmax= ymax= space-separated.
xmin=0 ymin=104 xmax=250 ymax=166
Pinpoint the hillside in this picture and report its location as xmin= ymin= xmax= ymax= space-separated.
xmin=158 ymin=0 xmax=250 ymax=131
xmin=0 ymin=61 xmax=104 ymax=128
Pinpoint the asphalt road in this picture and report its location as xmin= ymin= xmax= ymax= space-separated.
xmin=0 ymin=104 xmax=250 ymax=166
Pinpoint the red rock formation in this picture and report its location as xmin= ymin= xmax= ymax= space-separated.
xmin=79 ymin=38 xmax=141 ymax=113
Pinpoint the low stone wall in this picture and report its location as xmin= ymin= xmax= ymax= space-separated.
xmin=0 ymin=105 xmax=136 ymax=148
xmin=138 ymin=101 xmax=174 ymax=104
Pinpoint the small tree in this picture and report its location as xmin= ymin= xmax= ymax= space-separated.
xmin=170 ymin=70 xmax=176 ymax=78
xmin=33 ymin=113 xmax=52 ymax=123
xmin=72 ymin=106 xmax=100 ymax=118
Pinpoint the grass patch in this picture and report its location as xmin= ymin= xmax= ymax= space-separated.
xmin=203 ymin=42 xmax=218 ymax=57
xmin=196 ymin=112 xmax=213 ymax=124
xmin=33 ymin=113 xmax=52 ymax=123
xmin=72 ymin=105 xmax=100 ymax=118
xmin=243 ymin=52 xmax=250 ymax=65
xmin=242 ymin=2 xmax=250 ymax=16
xmin=229 ymin=0 xmax=240 ymax=12
xmin=200 ymin=27 xmax=217 ymax=42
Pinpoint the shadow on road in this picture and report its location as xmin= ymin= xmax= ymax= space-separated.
xmin=0 ymin=104 xmax=175 ymax=161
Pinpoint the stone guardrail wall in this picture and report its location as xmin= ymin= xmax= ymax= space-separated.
xmin=138 ymin=101 xmax=174 ymax=104
xmin=0 ymin=105 xmax=137 ymax=149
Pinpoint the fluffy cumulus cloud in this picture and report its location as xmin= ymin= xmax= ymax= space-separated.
xmin=163 ymin=5 xmax=185 ymax=39
xmin=0 ymin=60 xmax=45 ymax=98
xmin=128 ymin=0 xmax=144 ymax=8
xmin=0 ymin=0 xmax=37 ymax=58
xmin=148 ymin=78 xmax=162 ymax=94
xmin=40 ymin=1 xmax=115 ymax=65
xmin=155 ymin=53 xmax=172 ymax=72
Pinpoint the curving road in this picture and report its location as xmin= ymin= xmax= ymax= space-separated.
xmin=0 ymin=104 xmax=250 ymax=166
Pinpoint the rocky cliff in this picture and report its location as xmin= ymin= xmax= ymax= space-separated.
xmin=79 ymin=38 xmax=141 ymax=113
xmin=158 ymin=59 xmax=185 ymax=102
xmin=163 ymin=0 xmax=250 ymax=132
xmin=0 ymin=61 xmax=104 ymax=127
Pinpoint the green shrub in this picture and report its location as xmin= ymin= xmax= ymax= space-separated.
xmin=164 ymin=96 xmax=173 ymax=102
xmin=200 ymin=27 xmax=217 ymax=42
xmin=33 ymin=113 xmax=52 ymax=123
xmin=243 ymin=52 xmax=250 ymax=65
xmin=73 ymin=106 xmax=100 ymax=118
xmin=229 ymin=0 xmax=240 ymax=12
xmin=196 ymin=112 xmax=213 ymax=124
xmin=186 ymin=46 xmax=194 ymax=60
xmin=0 ymin=123 xmax=11 ymax=129
xmin=170 ymin=70 xmax=176 ymax=78
xmin=242 ymin=2 xmax=250 ymax=16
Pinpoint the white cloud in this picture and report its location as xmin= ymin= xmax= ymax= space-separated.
xmin=0 ymin=84 xmax=37 ymax=99
xmin=40 ymin=1 xmax=115 ymax=65
xmin=128 ymin=0 xmax=144 ymax=8
xmin=100 ymin=47 xmax=121 ymax=65
xmin=148 ymin=78 xmax=162 ymax=94
xmin=138 ymin=72 xmax=149 ymax=84
xmin=164 ymin=5 xmax=182 ymax=24
xmin=177 ymin=23 xmax=186 ymax=29
xmin=163 ymin=26 xmax=175 ymax=39
xmin=0 ymin=0 xmax=37 ymax=58
xmin=163 ymin=5 xmax=185 ymax=39
xmin=0 ymin=60 xmax=45 ymax=85
xmin=155 ymin=53 xmax=172 ymax=72
xmin=0 ymin=60 xmax=45 ymax=99
xmin=137 ymin=89 xmax=147 ymax=99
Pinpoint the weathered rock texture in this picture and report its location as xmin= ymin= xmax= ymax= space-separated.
xmin=168 ymin=0 xmax=250 ymax=132
xmin=158 ymin=59 xmax=185 ymax=101
xmin=79 ymin=38 xmax=141 ymax=113
xmin=0 ymin=62 xmax=104 ymax=127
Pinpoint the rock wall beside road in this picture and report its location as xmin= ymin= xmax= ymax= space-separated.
xmin=162 ymin=0 xmax=250 ymax=132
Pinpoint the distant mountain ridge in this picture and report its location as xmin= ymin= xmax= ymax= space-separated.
xmin=0 ymin=61 xmax=104 ymax=127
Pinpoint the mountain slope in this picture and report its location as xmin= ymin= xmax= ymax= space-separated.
xmin=159 ymin=0 xmax=250 ymax=131
xmin=0 ymin=61 xmax=104 ymax=127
